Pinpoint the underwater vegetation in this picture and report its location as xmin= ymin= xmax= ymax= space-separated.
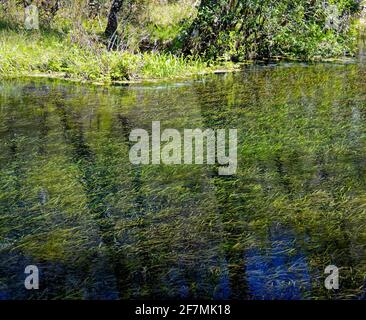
xmin=1 ymin=62 xmax=366 ymax=299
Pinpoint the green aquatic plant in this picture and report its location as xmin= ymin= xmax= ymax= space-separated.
xmin=1 ymin=63 xmax=366 ymax=299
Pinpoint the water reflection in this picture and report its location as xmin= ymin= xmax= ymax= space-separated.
xmin=1 ymin=63 xmax=366 ymax=299
xmin=245 ymin=224 xmax=311 ymax=300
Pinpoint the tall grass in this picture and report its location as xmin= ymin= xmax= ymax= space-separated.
xmin=0 ymin=1 xmax=237 ymax=83
xmin=0 ymin=28 xmax=214 ymax=82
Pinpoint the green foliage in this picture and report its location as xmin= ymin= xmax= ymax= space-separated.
xmin=183 ymin=0 xmax=361 ymax=61
xmin=0 ymin=0 xmax=363 ymax=83
xmin=140 ymin=52 xmax=207 ymax=78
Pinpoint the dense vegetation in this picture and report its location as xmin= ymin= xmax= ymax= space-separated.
xmin=185 ymin=0 xmax=361 ymax=60
xmin=0 ymin=0 xmax=363 ymax=82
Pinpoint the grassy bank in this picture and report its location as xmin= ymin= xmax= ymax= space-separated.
xmin=0 ymin=28 xmax=240 ymax=83
xmin=0 ymin=0 xmax=239 ymax=83
xmin=0 ymin=0 xmax=361 ymax=84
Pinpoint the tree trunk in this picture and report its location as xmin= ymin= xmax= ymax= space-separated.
xmin=105 ymin=0 xmax=124 ymax=38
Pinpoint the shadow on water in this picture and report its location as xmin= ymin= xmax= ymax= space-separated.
xmin=245 ymin=224 xmax=311 ymax=300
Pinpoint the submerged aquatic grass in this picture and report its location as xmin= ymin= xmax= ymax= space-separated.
xmin=1 ymin=63 xmax=366 ymax=300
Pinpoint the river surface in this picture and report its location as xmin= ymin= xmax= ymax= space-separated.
xmin=1 ymin=62 xmax=366 ymax=299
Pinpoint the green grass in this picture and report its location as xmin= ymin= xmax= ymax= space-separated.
xmin=0 ymin=28 xmax=229 ymax=83
xmin=146 ymin=0 xmax=197 ymax=43
xmin=0 ymin=0 xmax=240 ymax=83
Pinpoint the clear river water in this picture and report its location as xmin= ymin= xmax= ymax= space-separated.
xmin=1 ymin=62 xmax=366 ymax=299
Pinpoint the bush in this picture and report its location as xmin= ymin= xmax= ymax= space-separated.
xmin=182 ymin=0 xmax=361 ymax=61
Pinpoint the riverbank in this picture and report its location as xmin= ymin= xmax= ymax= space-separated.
xmin=0 ymin=29 xmax=355 ymax=86
xmin=1 ymin=0 xmax=363 ymax=86
xmin=0 ymin=26 xmax=362 ymax=86
xmin=0 ymin=28 xmax=242 ymax=84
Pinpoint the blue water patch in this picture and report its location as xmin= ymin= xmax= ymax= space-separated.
xmin=0 ymin=291 xmax=9 ymax=300
xmin=245 ymin=225 xmax=311 ymax=300
xmin=213 ymin=258 xmax=231 ymax=300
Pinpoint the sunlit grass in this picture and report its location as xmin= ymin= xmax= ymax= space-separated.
xmin=0 ymin=28 xmax=218 ymax=82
